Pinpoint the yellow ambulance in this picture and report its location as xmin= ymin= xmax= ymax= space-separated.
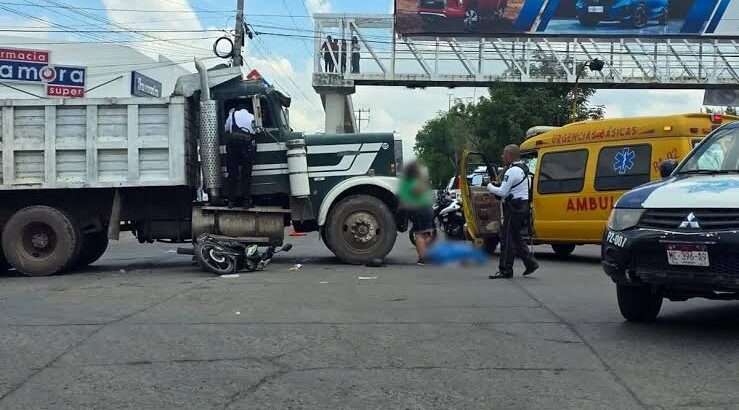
xmin=460 ymin=113 xmax=738 ymax=255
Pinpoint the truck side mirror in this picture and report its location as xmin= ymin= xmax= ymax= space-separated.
xmin=659 ymin=159 xmax=678 ymax=178
xmin=284 ymin=108 xmax=290 ymax=128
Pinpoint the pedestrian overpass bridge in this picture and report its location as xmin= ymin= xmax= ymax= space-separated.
xmin=311 ymin=14 xmax=739 ymax=134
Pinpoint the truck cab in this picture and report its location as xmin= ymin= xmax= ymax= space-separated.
xmin=203 ymin=72 xmax=401 ymax=264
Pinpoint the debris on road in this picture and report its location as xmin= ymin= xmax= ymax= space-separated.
xmin=358 ymin=276 xmax=378 ymax=280
xmin=289 ymin=264 xmax=303 ymax=271
xmin=235 ymin=311 xmax=241 ymax=315
xmin=319 ymin=281 xmax=329 ymax=284
xmin=220 ymin=274 xmax=240 ymax=279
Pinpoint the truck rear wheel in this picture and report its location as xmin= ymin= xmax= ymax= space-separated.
xmin=73 ymin=232 xmax=109 ymax=270
xmin=617 ymin=284 xmax=663 ymax=322
xmin=1 ymin=206 xmax=81 ymax=277
xmin=325 ymin=195 xmax=397 ymax=265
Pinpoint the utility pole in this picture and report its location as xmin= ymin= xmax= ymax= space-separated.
xmin=355 ymin=108 xmax=370 ymax=133
xmin=233 ymin=0 xmax=245 ymax=67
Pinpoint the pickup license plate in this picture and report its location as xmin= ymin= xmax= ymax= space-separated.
xmin=588 ymin=6 xmax=604 ymax=12
xmin=666 ymin=244 xmax=709 ymax=267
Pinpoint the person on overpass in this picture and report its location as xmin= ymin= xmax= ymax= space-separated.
xmin=351 ymin=36 xmax=361 ymax=74
xmin=224 ymin=106 xmax=257 ymax=208
xmin=321 ymin=36 xmax=334 ymax=73
xmin=487 ymin=144 xmax=539 ymax=279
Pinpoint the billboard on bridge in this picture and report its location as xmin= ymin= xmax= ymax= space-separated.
xmin=395 ymin=0 xmax=737 ymax=37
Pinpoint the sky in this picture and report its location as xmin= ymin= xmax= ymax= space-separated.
xmin=0 ymin=0 xmax=708 ymax=156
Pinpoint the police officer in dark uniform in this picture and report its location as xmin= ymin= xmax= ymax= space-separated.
xmin=487 ymin=144 xmax=539 ymax=279
xmin=224 ymin=106 xmax=257 ymax=208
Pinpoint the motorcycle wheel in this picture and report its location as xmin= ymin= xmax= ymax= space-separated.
xmin=195 ymin=241 xmax=237 ymax=276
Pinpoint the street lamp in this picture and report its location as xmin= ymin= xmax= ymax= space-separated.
xmin=571 ymin=58 xmax=605 ymax=122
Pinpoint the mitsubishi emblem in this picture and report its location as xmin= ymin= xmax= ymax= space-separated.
xmin=679 ymin=212 xmax=700 ymax=229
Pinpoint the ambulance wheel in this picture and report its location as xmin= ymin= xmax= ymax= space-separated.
xmin=325 ymin=195 xmax=397 ymax=265
xmin=1 ymin=206 xmax=81 ymax=277
xmin=617 ymin=284 xmax=662 ymax=322
xmin=73 ymin=232 xmax=109 ymax=269
xmin=552 ymin=244 xmax=576 ymax=256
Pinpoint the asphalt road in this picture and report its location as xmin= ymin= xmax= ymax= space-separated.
xmin=1 ymin=233 xmax=738 ymax=409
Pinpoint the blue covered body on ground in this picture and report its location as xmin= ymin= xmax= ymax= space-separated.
xmin=426 ymin=242 xmax=489 ymax=265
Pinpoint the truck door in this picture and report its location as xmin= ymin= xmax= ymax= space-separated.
xmin=459 ymin=151 xmax=502 ymax=246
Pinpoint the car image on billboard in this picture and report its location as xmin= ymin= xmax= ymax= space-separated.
xmin=395 ymin=0 xmax=737 ymax=37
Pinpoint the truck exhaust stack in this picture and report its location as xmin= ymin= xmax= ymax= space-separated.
xmin=195 ymin=58 xmax=223 ymax=203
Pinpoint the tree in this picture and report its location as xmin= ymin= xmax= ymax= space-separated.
xmin=414 ymin=55 xmax=604 ymax=187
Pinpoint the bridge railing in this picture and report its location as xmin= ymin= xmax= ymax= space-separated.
xmin=312 ymin=14 xmax=739 ymax=90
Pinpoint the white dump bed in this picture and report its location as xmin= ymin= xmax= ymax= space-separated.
xmin=0 ymin=97 xmax=197 ymax=190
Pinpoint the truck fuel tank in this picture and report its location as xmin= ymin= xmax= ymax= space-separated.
xmin=192 ymin=206 xmax=288 ymax=245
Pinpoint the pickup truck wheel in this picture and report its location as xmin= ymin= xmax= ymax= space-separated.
xmin=463 ymin=7 xmax=481 ymax=30
xmin=630 ymin=3 xmax=648 ymax=28
xmin=617 ymin=284 xmax=663 ymax=322
xmin=1 ymin=206 xmax=81 ymax=277
xmin=326 ymin=195 xmax=397 ymax=265
xmin=552 ymin=244 xmax=576 ymax=256
xmin=73 ymin=232 xmax=109 ymax=270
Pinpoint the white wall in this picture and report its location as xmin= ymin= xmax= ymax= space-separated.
xmin=0 ymin=36 xmax=192 ymax=99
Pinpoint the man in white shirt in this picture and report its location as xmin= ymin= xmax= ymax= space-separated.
xmin=223 ymin=107 xmax=257 ymax=208
xmin=225 ymin=108 xmax=256 ymax=135
xmin=487 ymin=144 xmax=539 ymax=279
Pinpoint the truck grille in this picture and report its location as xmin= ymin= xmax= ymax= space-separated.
xmin=419 ymin=0 xmax=445 ymax=9
xmin=638 ymin=209 xmax=739 ymax=231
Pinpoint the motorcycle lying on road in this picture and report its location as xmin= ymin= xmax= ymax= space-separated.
xmin=179 ymin=234 xmax=293 ymax=276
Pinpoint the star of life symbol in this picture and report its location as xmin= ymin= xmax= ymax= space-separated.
xmin=679 ymin=212 xmax=700 ymax=229
xmin=613 ymin=148 xmax=636 ymax=175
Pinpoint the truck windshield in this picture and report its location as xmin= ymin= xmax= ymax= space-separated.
xmin=679 ymin=127 xmax=739 ymax=174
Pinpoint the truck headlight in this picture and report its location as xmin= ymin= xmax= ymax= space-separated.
xmin=607 ymin=209 xmax=645 ymax=231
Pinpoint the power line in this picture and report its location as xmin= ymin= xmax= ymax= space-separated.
xmin=280 ymin=0 xmax=314 ymax=59
xmin=0 ymin=1 xmax=234 ymax=13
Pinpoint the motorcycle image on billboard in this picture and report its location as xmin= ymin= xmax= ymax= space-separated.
xmin=395 ymin=0 xmax=737 ymax=37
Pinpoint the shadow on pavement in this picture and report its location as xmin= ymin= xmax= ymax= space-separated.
xmin=534 ymin=253 xmax=601 ymax=265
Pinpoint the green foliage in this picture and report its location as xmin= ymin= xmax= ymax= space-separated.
xmin=414 ymin=57 xmax=605 ymax=188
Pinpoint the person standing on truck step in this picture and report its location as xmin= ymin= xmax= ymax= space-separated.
xmin=224 ymin=106 xmax=257 ymax=208
xmin=399 ymin=162 xmax=435 ymax=265
xmin=487 ymin=144 xmax=539 ymax=279
xmin=321 ymin=36 xmax=334 ymax=73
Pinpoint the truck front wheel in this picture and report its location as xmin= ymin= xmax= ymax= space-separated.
xmin=73 ymin=232 xmax=110 ymax=270
xmin=325 ymin=195 xmax=397 ymax=265
xmin=1 ymin=206 xmax=81 ymax=277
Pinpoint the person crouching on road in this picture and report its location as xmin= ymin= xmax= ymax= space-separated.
xmin=487 ymin=145 xmax=539 ymax=279
xmin=399 ymin=162 xmax=434 ymax=265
